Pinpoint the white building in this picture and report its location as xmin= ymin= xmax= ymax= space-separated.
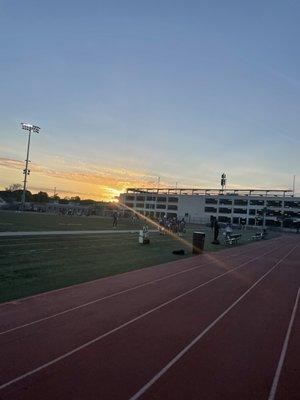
xmin=119 ymin=188 xmax=300 ymax=228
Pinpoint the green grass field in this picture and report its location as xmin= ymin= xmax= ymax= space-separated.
xmin=0 ymin=211 xmax=272 ymax=303
xmin=0 ymin=210 xmax=144 ymax=231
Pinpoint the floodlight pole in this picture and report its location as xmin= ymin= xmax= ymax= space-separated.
xmin=20 ymin=123 xmax=40 ymax=210
xmin=21 ymin=128 xmax=32 ymax=208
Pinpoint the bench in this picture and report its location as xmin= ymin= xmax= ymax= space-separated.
xmin=252 ymin=232 xmax=265 ymax=241
xmin=225 ymin=233 xmax=242 ymax=245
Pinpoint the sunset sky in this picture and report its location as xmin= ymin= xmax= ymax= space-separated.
xmin=0 ymin=1 xmax=299 ymax=201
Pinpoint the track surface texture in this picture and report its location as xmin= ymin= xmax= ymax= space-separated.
xmin=0 ymin=235 xmax=299 ymax=400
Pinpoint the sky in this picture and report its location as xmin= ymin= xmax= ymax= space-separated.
xmin=0 ymin=0 xmax=299 ymax=201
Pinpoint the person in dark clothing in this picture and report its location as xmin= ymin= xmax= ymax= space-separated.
xmin=112 ymin=212 xmax=118 ymax=228
xmin=210 ymin=215 xmax=216 ymax=231
xmin=212 ymin=220 xmax=220 ymax=244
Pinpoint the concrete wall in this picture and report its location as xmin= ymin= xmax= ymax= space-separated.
xmin=177 ymin=195 xmax=207 ymax=223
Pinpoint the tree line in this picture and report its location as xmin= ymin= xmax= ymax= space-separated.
xmin=0 ymin=184 xmax=99 ymax=205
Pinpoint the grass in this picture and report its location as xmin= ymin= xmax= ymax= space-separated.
xmin=0 ymin=210 xmax=144 ymax=231
xmin=0 ymin=233 xmax=187 ymax=302
xmin=0 ymin=216 xmax=270 ymax=303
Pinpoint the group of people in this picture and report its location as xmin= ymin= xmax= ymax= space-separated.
xmin=113 ymin=211 xmax=187 ymax=238
xmin=158 ymin=215 xmax=186 ymax=237
xmin=130 ymin=214 xmax=139 ymax=224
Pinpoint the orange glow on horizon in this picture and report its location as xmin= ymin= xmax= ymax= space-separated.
xmin=0 ymin=156 xmax=169 ymax=202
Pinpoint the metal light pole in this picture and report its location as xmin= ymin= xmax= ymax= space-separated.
xmin=20 ymin=123 xmax=40 ymax=210
xmin=221 ymin=173 xmax=226 ymax=193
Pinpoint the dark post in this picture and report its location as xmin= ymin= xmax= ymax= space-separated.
xmin=193 ymin=231 xmax=205 ymax=254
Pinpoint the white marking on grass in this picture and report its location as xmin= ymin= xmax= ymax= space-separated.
xmin=129 ymin=245 xmax=298 ymax=400
xmin=0 ymin=244 xmax=278 ymax=336
xmin=0 ymin=245 xmax=294 ymax=390
xmin=0 ymin=229 xmax=159 ymax=237
xmin=0 ymin=238 xmax=104 ymax=247
xmin=58 ymin=223 xmax=82 ymax=226
xmin=6 ymin=249 xmax=54 ymax=256
xmin=268 ymin=286 xmax=300 ymax=400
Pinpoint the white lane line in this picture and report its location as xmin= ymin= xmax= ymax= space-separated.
xmin=0 ymin=243 xmax=279 ymax=336
xmin=128 ymin=245 xmax=298 ymax=400
xmin=268 ymin=286 xmax=300 ymax=400
xmin=0 ymin=245 xmax=287 ymax=390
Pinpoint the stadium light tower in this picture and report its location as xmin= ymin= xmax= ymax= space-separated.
xmin=20 ymin=123 xmax=41 ymax=209
xmin=221 ymin=173 xmax=227 ymax=192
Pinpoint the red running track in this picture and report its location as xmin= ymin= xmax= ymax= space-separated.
xmin=0 ymin=235 xmax=299 ymax=400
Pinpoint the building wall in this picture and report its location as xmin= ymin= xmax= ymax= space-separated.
xmin=121 ymin=192 xmax=180 ymax=219
xmin=119 ymin=191 xmax=300 ymax=228
xmin=177 ymin=195 xmax=206 ymax=223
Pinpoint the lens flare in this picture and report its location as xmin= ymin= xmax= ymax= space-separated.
xmin=115 ymin=202 xmax=252 ymax=273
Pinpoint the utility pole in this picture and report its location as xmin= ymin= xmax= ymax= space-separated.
xmin=20 ymin=123 xmax=41 ymax=210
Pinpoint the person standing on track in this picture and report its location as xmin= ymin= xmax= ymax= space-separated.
xmin=210 ymin=215 xmax=215 ymax=231
xmin=212 ymin=219 xmax=220 ymax=244
xmin=112 ymin=211 xmax=118 ymax=229
xmin=178 ymin=218 xmax=186 ymax=237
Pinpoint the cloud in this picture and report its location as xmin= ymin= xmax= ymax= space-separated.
xmin=1 ymin=156 xmax=297 ymax=199
xmin=0 ymin=157 xmax=24 ymax=169
xmin=0 ymin=157 xmax=166 ymax=200
xmin=269 ymin=68 xmax=300 ymax=89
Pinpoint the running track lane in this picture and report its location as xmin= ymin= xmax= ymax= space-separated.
xmin=131 ymin=242 xmax=300 ymax=400
xmin=0 ymin=241 xmax=286 ymax=384
xmin=271 ymin=285 xmax=300 ymax=400
xmin=0 ymin=236 xmax=298 ymax=399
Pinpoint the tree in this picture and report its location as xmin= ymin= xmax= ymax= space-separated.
xmin=80 ymin=199 xmax=96 ymax=205
xmin=0 ymin=189 xmax=32 ymax=202
xmin=50 ymin=194 xmax=60 ymax=202
xmin=32 ymin=191 xmax=49 ymax=203
xmin=5 ymin=183 xmax=22 ymax=192
xmin=59 ymin=197 xmax=70 ymax=204
xmin=70 ymin=196 xmax=81 ymax=202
